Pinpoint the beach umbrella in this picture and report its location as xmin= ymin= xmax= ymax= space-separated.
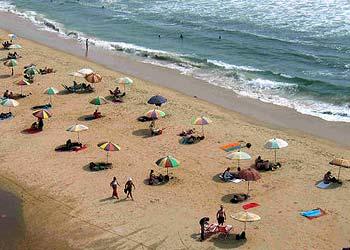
xmin=85 ymin=72 xmax=102 ymax=84
xmin=90 ymin=96 xmax=107 ymax=105
xmin=238 ymin=168 xmax=261 ymax=195
xmin=1 ymin=98 xmax=19 ymax=112
xmin=66 ymin=124 xmax=88 ymax=143
xmin=78 ymin=68 xmax=94 ymax=76
xmin=98 ymin=142 xmax=121 ymax=163
xmin=44 ymin=87 xmax=59 ymax=104
xmin=226 ymin=151 xmax=251 ymax=169
xmin=24 ymin=66 xmax=39 ymax=76
xmin=148 ymin=95 xmax=167 ymax=107
xmin=32 ymin=109 xmax=52 ymax=119
xmin=220 ymin=141 xmax=252 ymax=152
xmin=329 ymin=158 xmax=350 ymax=179
xmin=145 ymin=109 xmax=166 ymax=119
xmin=18 ymin=79 xmax=31 ymax=95
xmin=191 ymin=116 xmax=212 ymax=136
xmin=4 ymin=59 xmax=17 ymax=76
xmin=155 ymin=155 xmax=180 ymax=175
xmin=116 ymin=77 xmax=133 ymax=91
xmin=231 ymin=211 xmax=260 ymax=232
xmin=264 ymin=138 xmax=288 ymax=163
xmin=8 ymin=44 xmax=22 ymax=50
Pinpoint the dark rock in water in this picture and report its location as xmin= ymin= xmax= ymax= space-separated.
xmin=44 ymin=21 xmax=59 ymax=32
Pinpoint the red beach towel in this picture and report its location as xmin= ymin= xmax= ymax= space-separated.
xmin=242 ymin=202 xmax=260 ymax=210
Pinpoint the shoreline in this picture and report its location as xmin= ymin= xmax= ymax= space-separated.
xmin=0 ymin=11 xmax=349 ymax=147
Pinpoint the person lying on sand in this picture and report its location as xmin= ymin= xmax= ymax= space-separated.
xmin=39 ymin=67 xmax=55 ymax=74
xmin=323 ymin=171 xmax=341 ymax=184
xmin=93 ymin=109 xmax=102 ymax=119
xmin=230 ymin=194 xmax=248 ymax=203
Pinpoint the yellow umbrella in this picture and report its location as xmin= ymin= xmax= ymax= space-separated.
xmin=231 ymin=211 xmax=260 ymax=231
xmin=329 ymin=158 xmax=350 ymax=179
xmin=66 ymin=124 xmax=88 ymax=143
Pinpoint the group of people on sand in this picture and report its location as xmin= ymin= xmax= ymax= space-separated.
xmin=3 ymin=90 xmax=14 ymax=99
xmin=199 ymin=205 xmax=246 ymax=242
xmin=178 ymin=128 xmax=205 ymax=144
xmin=7 ymin=51 xmax=19 ymax=59
xmin=148 ymin=169 xmax=170 ymax=185
xmin=2 ymin=40 xmax=12 ymax=49
xmin=30 ymin=118 xmax=44 ymax=131
xmin=110 ymin=177 xmax=135 ymax=200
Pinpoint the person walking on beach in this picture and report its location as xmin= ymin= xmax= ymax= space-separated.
xmin=199 ymin=217 xmax=209 ymax=242
xmin=216 ymin=205 xmax=226 ymax=226
xmin=180 ymin=34 xmax=183 ymax=40
xmin=85 ymin=38 xmax=89 ymax=57
xmin=124 ymin=177 xmax=135 ymax=200
xmin=110 ymin=177 xmax=120 ymax=199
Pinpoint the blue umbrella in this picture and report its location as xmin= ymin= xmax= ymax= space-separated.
xmin=147 ymin=95 xmax=167 ymax=107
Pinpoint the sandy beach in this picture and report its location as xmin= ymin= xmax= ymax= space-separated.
xmin=0 ymin=20 xmax=350 ymax=250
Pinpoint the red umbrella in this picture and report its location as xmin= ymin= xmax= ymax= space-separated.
xmin=238 ymin=168 xmax=261 ymax=195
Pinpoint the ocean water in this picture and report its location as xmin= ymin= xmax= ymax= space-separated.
xmin=1 ymin=0 xmax=350 ymax=122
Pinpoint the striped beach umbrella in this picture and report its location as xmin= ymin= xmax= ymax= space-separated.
xmin=329 ymin=158 xmax=350 ymax=179
xmin=98 ymin=142 xmax=121 ymax=163
xmin=191 ymin=116 xmax=212 ymax=136
xmin=85 ymin=73 xmax=102 ymax=84
xmin=264 ymin=138 xmax=288 ymax=163
xmin=44 ymin=87 xmax=59 ymax=104
xmin=1 ymin=98 xmax=19 ymax=112
xmin=156 ymin=155 xmax=180 ymax=175
xmin=231 ymin=211 xmax=260 ymax=232
xmin=226 ymin=151 xmax=251 ymax=169
xmin=66 ymin=124 xmax=88 ymax=143
xmin=116 ymin=77 xmax=133 ymax=91
xmin=4 ymin=59 xmax=17 ymax=76
xmin=145 ymin=109 xmax=166 ymax=119
xmin=18 ymin=79 xmax=31 ymax=95
xmin=90 ymin=96 xmax=107 ymax=105
xmin=32 ymin=109 xmax=51 ymax=119
xmin=24 ymin=66 xmax=39 ymax=76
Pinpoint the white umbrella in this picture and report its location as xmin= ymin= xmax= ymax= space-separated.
xmin=226 ymin=151 xmax=251 ymax=168
xmin=264 ymin=138 xmax=288 ymax=163
xmin=78 ymin=68 xmax=94 ymax=76
xmin=1 ymin=98 xmax=19 ymax=112
xmin=66 ymin=124 xmax=88 ymax=143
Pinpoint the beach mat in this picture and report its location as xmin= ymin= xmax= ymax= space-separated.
xmin=316 ymin=181 xmax=331 ymax=189
xmin=243 ymin=202 xmax=260 ymax=210
xmin=300 ymin=208 xmax=326 ymax=220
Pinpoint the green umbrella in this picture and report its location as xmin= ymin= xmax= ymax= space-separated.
xmin=4 ymin=59 xmax=17 ymax=76
xmin=8 ymin=44 xmax=22 ymax=49
xmin=116 ymin=77 xmax=133 ymax=92
xmin=156 ymin=155 xmax=180 ymax=175
xmin=24 ymin=66 xmax=39 ymax=76
xmin=90 ymin=96 xmax=108 ymax=105
xmin=44 ymin=87 xmax=59 ymax=104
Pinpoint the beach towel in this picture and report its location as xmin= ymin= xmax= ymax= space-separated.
xmin=219 ymin=174 xmax=243 ymax=183
xmin=242 ymin=202 xmax=260 ymax=210
xmin=316 ymin=181 xmax=331 ymax=189
xmin=300 ymin=208 xmax=326 ymax=220
xmin=220 ymin=142 xmax=241 ymax=152
xmin=73 ymin=144 xmax=87 ymax=152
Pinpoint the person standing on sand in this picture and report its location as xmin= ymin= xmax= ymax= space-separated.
xmin=110 ymin=177 xmax=120 ymax=199
xmin=199 ymin=217 xmax=209 ymax=242
xmin=85 ymin=38 xmax=89 ymax=57
xmin=124 ymin=177 xmax=135 ymax=200
xmin=216 ymin=205 xmax=226 ymax=226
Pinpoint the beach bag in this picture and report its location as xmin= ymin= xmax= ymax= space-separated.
xmin=124 ymin=188 xmax=127 ymax=194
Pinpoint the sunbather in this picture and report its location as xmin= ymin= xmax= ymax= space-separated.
xmin=178 ymin=128 xmax=195 ymax=136
xmin=230 ymin=194 xmax=248 ymax=203
xmin=148 ymin=169 xmax=165 ymax=185
xmin=222 ymin=167 xmax=234 ymax=181
xmin=199 ymin=217 xmax=210 ymax=241
xmin=323 ymin=171 xmax=341 ymax=184
xmin=8 ymin=92 xmax=14 ymax=99
xmin=93 ymin=109 xmax=102 ymax=119
xmin=39 ymin=67 xmax=55 ymax=74
xmin=7 ymin=52 xmax=20 ymax=59
xmin=183 ymin=134 xmax=205 ymax=144
xmin=3 ymin=90 xmax=9 ymax=98
xmin=216 ymin=205 xmax=226 ymax=226
xmin=0 ymin=112 xmax=12 ymax=119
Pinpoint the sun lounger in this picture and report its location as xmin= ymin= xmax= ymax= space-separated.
xmin=203 ymin=223 xmax=233 ymax=239
xmin=31 ymin=103 xmax=51 ymax=110
xmin=217 ymin=225 xmax=233 ymax=239
xmin=89 ymin=162 xmax=112 ymax=171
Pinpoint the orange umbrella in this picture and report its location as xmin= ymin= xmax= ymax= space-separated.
xmin=85 ymin=73 xmax=102 ymax=84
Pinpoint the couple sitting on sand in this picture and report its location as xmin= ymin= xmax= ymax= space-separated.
xmin=2 ymin=41 xmax=12 ymax=49
xmin=254 ymin=156 xmax=281 ymax=171
xmin=109 ymin=87 xmax=126 ymax=102
xmin=221 ymin=167 xmax=241 ymax=181
xmin=3 ymin=90 xmax=30 ymax=100
xmin=323 ymin=171 xmax=342 ymax=185
xmin=30 ymin=119 xmax=44 ymax=131
xmin=178 ymin=128 xmax=205 ymax=144
xmin=148 ymin=170 xmax=169 ymax=185
xmin=149 ymin=120 xmax=163 ymax=136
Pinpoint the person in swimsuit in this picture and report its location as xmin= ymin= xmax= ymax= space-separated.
xmin=125 ymin=177 xmax=135 ymax=200
xmin=110 ymin=177 xmax=120 ymax=199
xmin=216 ymin=205 xmax=226 ymax=226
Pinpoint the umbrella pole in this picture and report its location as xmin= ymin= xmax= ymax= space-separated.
xmin=49 ymin=95 xmax=52 ymax=105
xmin=338 ymin=166 xmax=341 ymax=180
xmin=20 ymin=86 xmax=23 ymax=95
xmin=11 ymin=67 xmax=14 ymax=76
xmin=106 ymin=152 xmax=109 ymax=164
xmin=77 ymin=132 xmax=80 ymax=143
xmin=124 ymin=83 xmax=126 ymax=92
xmin=274 ymin=149 xmax=277 ymax=164
xmin=167 ymin=168 xmax=169 ymax=176
xmin=247 ymin=181 xmax=250 ymax=195
xmin=244 ymin=221 xmax=247 ymax=231
xmin=202 ymin=124 xmax=204 ymax=137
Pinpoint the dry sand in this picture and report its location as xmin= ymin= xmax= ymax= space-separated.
xmin=0 ymin=28 xmax=350 ymax=250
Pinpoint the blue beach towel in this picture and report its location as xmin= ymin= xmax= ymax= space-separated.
xmin=316 ymin=181 xmax=331 ymax=189
xmin=300 ymin=209 xmax=321 ymax=217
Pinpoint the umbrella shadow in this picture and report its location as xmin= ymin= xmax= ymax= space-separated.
xmin=212 ymin=173 xmax=224 ymax=183
xmin=77 ymin=114 xmax=105 ymax=122
xmin=142 ymin=178 xmax=169 ymax=186
xmin=315 ymin=180 xmax=342 ymax=189
xmin=57 ymin=89 xmax=70 ymax=95
xmin=99 ymin=197 xmax=115 ymax=202
xmin=132 ymin=129 xmax=152 ymax=138
xmin=209 ymin=234 xmax=247 ymax=249
xmin=20 ymin=128 xmax=42 ymax=135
